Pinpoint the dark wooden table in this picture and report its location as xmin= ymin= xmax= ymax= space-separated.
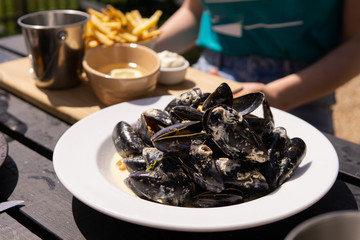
xmin=0 ymin=34 xmax=359 ymax=240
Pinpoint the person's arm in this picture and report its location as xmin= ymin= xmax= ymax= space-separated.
xmin=236 ymin=0 xmax=360 ymax=111
xmin=154 ymin=0 xmax=203 ymax=54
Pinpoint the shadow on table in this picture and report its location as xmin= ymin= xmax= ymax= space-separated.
xmin=0 ymin=156 xmax=19 ymax=200
xmin=0 ymin=90 xmax=28 ymax=142
xmin=36 ymin=80 xmax=105 ymax=109
xmin=72 ymin=179 xmax=358 ymax=240
xmin=156 ymin=79 xmax=197 ymax=92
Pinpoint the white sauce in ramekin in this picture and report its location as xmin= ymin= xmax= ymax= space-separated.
xmin=157 ymin=50 xmax=186 ymax=68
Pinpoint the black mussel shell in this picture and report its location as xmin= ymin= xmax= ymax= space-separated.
xmin=164 ymin=88 xmax=202 ymax=112
xmin=124 ymin=155 xmax=147 ymax=173
xmin=127 ymin=170 xmax=193 ymax=206
xmin=191 ymin=189 xmax=244 ymax=208
xmin=151 ymin=121 xmax=206 ymax=153
xmin=233 ymin=92 xmax=265 ymax=116
xmin=135 ymin=109 xmax=172 ymax=145
xmin=112 ymin=121 xmax=146 ymax=158
xmin=170 ymin=105 xmax=204 ymax=123
xmin=202 ymin=82 xmax=233 ymax=110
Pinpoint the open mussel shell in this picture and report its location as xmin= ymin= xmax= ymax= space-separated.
xmin=135 ymin=108 xmax=172 ymax=145
xmin=151 ymin=121 xmax=206 ymax=154
xmin=169 ymin=105 xmax=204 ymax=123
xmin=202 ymin=82 xmax=233 ymax=110
xmin=233 ymin=92 xmax=265 ymax=116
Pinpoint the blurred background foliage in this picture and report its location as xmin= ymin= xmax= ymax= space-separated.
xmin=0 ymin=0 xmax=181 ymax=36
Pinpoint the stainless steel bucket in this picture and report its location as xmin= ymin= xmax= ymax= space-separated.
xmin=285 ymin=210 xmax=360 ymax=240
xmin=18 ymin=10 xmax=89 ymax=89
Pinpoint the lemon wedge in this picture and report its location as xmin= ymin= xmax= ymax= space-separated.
xmin=110 ymin=68 xmax=143 ymax=78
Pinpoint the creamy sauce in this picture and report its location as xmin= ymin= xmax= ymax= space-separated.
xmin=110 ymin=153 xmax=137 ymax=197
xmin=217 ymin=157 xmax=240 ymax=174
xmin=157 ymin=50 xmax=186 ymax=68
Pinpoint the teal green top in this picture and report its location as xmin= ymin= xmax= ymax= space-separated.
xmin=197 ymin=0 xmax=342 ymax=63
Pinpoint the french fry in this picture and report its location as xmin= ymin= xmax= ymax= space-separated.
xmin=103 ymin=21 xmax=122 ymax=30
xmin=114 ymin=35 xmax=126 ymax=43
xmin=90 ymin=15 xmax=112 ymax=36
xmin=107 ymin=5 xmax=127 ymax=26
xmin=131 ymin=10 xmax=143 ymax=25
xmin=85 ymin=5 xmax=162 ymax=49
xmin=87 ymin=39 xmax=100 ymax=49
xmin=132 ymin=10 xmax=162 ymax=36
xmin=140 ymin=29 xmax=162 ymax=41
xmin=85 ymin=21 xmax=95 ymax=38
xmin=125 ymin=12 xmax=138 ymax=30
xmin=94 ymin=30 xmax=114 ymax=46
xmin=118 ymin=32 xmax=138 ymax=43
xmin=101 ymin=9 xmax=111 ymax=19
xmin=87 ymin=8 xmax=109 ymax=22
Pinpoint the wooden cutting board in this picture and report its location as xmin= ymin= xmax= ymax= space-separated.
xmin=0 ymin=57 xmax=242 ymax=124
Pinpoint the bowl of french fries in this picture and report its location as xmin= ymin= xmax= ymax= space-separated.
xmin=82 ymin=43 xmax=160 ymax=106
xmin=85 ymin=5 xmax=162 ymax=50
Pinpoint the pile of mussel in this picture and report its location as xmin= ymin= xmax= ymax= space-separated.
xmin=112 ymin=83 xmax=306 ymax=208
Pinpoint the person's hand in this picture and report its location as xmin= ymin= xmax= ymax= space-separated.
xmin=233 ymin=82 xmax=266 ymax=98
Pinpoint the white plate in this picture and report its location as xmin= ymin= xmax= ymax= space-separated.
xmin=53 ymin=95 xmax=339 ymax=232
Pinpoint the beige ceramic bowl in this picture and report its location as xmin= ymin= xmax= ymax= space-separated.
xmin=83 ymin=43 xmax=160 ymax=106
